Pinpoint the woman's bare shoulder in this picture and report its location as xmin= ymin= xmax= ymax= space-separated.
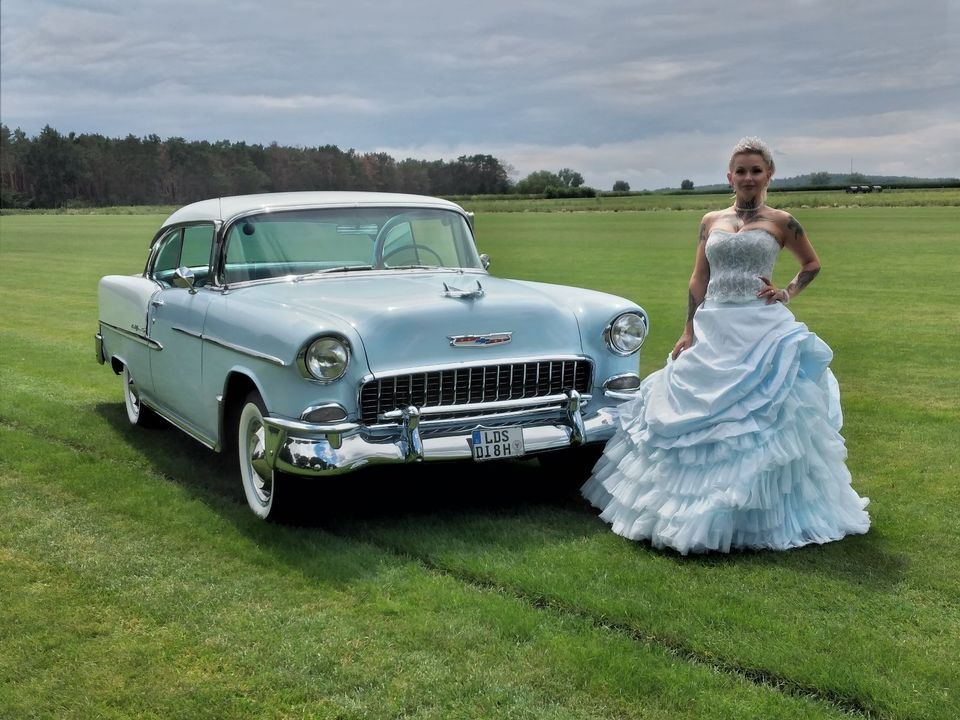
xmin=700 ymin=209 xmax=726 ymax=232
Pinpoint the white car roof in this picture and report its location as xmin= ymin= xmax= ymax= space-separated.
xmin=160 ymin=191 xmax=466 ymax=228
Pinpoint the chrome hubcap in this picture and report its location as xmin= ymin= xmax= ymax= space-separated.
xmin=124 ymin=369 xmax=140 ymax=420
xmin=246 ymin=416 xmax=273 ymax=504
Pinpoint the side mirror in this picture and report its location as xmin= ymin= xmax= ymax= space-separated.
xmin=479 ymin=253 xmax=491 ymax=270
xmin=173 ymin=266 xmax=197 ymax=293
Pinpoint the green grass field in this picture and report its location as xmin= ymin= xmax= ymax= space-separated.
xmin=1 ymin=198 xmax=958 ymax=719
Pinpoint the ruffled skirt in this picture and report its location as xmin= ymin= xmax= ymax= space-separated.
xmin=582 ymin=299 xmax=870 ymax=554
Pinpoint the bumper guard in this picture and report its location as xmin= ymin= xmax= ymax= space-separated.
xmin=260 ymin=389 xmax=616 ymax=476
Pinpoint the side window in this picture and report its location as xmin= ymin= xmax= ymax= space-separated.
xmin=181 ymin=225 xmax=215 ymax=285
xmin=152 ymin=225 xmax=215 ymax=287
xmin=152 ymin=229 xmax=183 ymax=285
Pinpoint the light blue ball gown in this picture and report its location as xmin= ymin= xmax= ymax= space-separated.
xmin=581 ymin=228 xmax=870 ymax=554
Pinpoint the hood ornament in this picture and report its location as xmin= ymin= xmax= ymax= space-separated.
xmin=448 ymin=332 xmax=512 ymax=348
xmin=443 ymin=280 xmax=484 ymax=299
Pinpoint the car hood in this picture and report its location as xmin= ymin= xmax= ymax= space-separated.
xmin=240 ymin=271 xmax=585 ymax=374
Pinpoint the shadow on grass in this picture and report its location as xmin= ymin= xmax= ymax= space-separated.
xmin=95 ymin=401 xmax=593 ymax=529
xmin=97 ymin=401 xmax=906 ymax=593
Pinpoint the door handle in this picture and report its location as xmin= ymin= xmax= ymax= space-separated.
xmin=151 ymin=299 xmax=165 ymax=308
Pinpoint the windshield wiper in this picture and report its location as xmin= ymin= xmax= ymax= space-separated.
xmin=295 ymin=265 xmax=374 ymax=279
xmin=320 ymin=264 xmax=374 ymax=273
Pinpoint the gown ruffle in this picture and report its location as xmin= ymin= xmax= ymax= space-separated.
xmin=581 ymin=298 xmax=870 ymax=555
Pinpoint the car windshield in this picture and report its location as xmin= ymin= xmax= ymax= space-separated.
xmin=223 ymin=207 xmax=481 ymax=284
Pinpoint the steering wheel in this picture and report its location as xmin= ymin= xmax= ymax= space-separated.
xmin=380 ymin=243 xmax=444 ymax=266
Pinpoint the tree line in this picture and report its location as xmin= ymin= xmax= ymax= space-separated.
xmin=0 ymin=125 xmax=610 ymax=209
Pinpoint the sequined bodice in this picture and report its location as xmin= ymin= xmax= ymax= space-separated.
xmin=705 ymin=229 xmax=780 ymax=302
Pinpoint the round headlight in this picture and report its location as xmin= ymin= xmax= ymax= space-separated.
xmin=606 ymin=312 xmax=647 ymax=355
xmin=301 ymin=337 xmax=349 ymax=382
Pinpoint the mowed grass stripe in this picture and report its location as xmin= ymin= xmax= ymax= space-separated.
xmin=0 ymin=426 xmax=849 ymax=720
xmin=2 ymin=205 xmax=958 ymax=719
xmin=334 ymin=527 xmax=884 ymax=719
xmin=0 ymin=391 xmax=880 ymax=718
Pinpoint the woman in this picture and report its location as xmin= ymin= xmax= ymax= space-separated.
xmin=581 ymin=137 xmax=870 ymax=554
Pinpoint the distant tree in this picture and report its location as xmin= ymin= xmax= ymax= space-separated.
xmin=1 ymin=125 xmax=31 ymax=206
xmin=516 ymin=170 xmax=562 ymax=194
xmin=847 ymin=172 xmax=868 ymax=185
xmin=360 ymin=151 xmax=400 ymax=192
xmin=543 ymin=185 xmax=596 ymax=199
xmin=0 ymin=125 xmax=518 ymax=207
xmin=809 ymin=171 xmax=832 ymax=186
xmin=680 ymin=179 xmax=694 ymax=190
xmin=396 ymin=158 xmax=432 ymax=195
xmin=449 ymin=154 xmax=511 ymax=195
xmin=557 ymin=168 xmax=584 ymax=188
xmin=612 ymin=180 xmax=630 ymax=192
xmin=24 ymin=125 xmax=84 ymax=207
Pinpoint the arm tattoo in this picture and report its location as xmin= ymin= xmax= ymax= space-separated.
xmin=686 ymin=290 xmax=702 ymax=321
xmin=698 ymin=222 xmax=707 ymax=244
xmin=786 ymin=267 xmax=820 ymax=295
xmin=786 ymin=217 xmax=805 ymax=241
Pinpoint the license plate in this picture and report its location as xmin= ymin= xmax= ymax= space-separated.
xmin=471 ymin=427 xmax=525 ymax=461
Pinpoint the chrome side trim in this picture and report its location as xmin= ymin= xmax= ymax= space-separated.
xmin=99 ymin=321 xmax=163 ymax=351
xmin=203 ymin=334 xmax=287 ymax=366
xmin=173 ymin=326 xmax=203 ymax=339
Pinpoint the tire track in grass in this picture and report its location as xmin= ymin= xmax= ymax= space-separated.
xmin=2 ymin=417 xmax=882 ymax=718
xmin=3 ymin=422 xmax=860 ymax=720
xmin=339 ymin=530 xmax=885 ymax=720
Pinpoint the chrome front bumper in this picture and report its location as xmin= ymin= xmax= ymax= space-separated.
xmin=260 ymin=390 xmax=624 ymax=476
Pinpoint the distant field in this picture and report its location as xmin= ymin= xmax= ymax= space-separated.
xmin=460 ymin=187 xmax=960 ymax=212
xmin=1 ymin=202 xmax=958 ymax=719
xmin=2 ymin=186 xmax=957 ymax=217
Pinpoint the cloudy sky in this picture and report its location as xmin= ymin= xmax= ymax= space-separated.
xmin=2 ymin=0 xmax=957 ymax=190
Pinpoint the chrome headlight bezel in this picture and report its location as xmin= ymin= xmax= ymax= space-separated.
xmin=297 ymin=335 xmax=350 ymax=383
xmin=604 ymin=311 xmax=648 ymax=356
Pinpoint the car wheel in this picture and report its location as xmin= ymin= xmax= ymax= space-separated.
xmin=122 ymin=365 xmax=162 ymax=427
xmin=237 ymin=390 xmax=297 ymax=522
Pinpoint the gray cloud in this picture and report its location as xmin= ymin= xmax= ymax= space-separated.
xmin=2 ymin=0 xmax=957 ymax=189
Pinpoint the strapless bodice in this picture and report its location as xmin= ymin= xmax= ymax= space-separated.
xmin=705 ymin=228 xmax=780 ymax=303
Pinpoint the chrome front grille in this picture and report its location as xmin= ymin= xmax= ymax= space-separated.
xmin=359 ymin=359 xmax=593 ymax=425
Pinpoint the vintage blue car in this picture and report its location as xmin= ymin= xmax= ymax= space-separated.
xmin=96 ymin=192 xmax=649 ymax=520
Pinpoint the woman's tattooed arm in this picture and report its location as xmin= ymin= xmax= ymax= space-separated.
xmin=781 ymin=215 xmax=821 ymax=298
xmin=686 ymin=222 xmax=708 ymax=321
xmin=686 ymin=290 xmax=702 ymax=322
xmin=785 ymin=267 xmax=820 ymax=296
xmin=786 ymin=216 xmax=805 ymax=241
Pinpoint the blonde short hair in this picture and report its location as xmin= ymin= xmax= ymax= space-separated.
xmin=729 ymin=137 xmax=775 ymax=174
